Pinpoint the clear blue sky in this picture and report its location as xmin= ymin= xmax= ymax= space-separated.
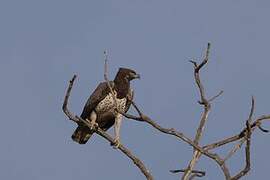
xmin=0 ymin=0 xmax=269 ymax=179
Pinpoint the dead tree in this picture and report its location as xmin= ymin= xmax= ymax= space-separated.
xmin=62 ymin=44 xmax=269 ymax=180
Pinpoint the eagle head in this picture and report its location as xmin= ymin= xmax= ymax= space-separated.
xmin=116 ymin=68 xmax=140 ymax=82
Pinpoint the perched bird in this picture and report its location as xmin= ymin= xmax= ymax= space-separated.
xmin=72 ymin=68 xmax=140 ymax=146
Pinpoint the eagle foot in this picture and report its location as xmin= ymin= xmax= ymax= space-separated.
xmin=86 ymin=118 xmax=98 ymax=130
xmin=111 ymin=138 xmax=121 ymax=149
xmin=89 ymin=121 xmax=98 ymax=130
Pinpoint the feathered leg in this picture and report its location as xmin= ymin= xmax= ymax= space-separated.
xmin=113 ymin=113 xmax=123 ymax=148
xmin=89 ymin=111 xmax=98 ymax=130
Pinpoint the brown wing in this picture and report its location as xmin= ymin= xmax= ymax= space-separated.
xmin=80 ymin=81 xmax=114 ymax=120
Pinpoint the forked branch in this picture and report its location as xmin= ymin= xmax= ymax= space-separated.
xmin=182 ymin=43 xmax=214 ymax=180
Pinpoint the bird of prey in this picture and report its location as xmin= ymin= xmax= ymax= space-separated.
xmin=72 ymin=68 xmax=140 ymax=146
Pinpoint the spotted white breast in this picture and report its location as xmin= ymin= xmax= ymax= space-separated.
xmin=95 ymin=92 xmax=127 ymax=115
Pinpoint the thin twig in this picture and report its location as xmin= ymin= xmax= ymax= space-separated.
xmin=62 ymin=75 xmax=154 ymax=180
xmin=231 ymin=120 xmax=252 ymax=180
xmin=103 ymin=51 xmax=119 ymax=111
xmin=196 ymin=43 xmax=211 ymax=73
xmin=258 ymin=125 xmax=269 ymax=133
xmin=229 ymin=98 xmax=253 ymax=179
xmin=209 ymin=90 xmax=224 ymax=102
xmin=222 ymin=97 xmax=254 ymax=164
xmin=131 ymin=101 xmax=143 ymax=117
xmin=170 ymin=169 xmax=205 ymax=178
xmin=203 ymin=135 xmax=239 ymax=150
xmin=248 ymin=96 xmax=255 ymax=122
xmin=255 ymin=115 xmax=270 ymax=133
xmin=62 ymin=75 xmax=79 ymax=123
xmin=203 ymin=114 xmax=270 ymax=151
xmin=223 ymin=139 xmax=245 ymax=163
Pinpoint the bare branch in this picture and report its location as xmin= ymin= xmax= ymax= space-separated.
xmin=122 ymin=104 xmax=230 ymax=163
xmin=193 ymin=42 xmax=212 ymax=141
xmin=258 ymin=125 xmax=269 ymax=133
xmin=189 ymin=60 xmax=198 ymax=67
xmin=230 ymin=102 xmax=253 ymax=180
xmin=209 ymin=90 xmax=224 ymax=102
xmin=131 ymin=101 xmax=143 ymax=117
xmin=222 ymin=97 xmax=255 ymax=163
xmin=121 ymin=101 xmax=232 ymax=179
xmin=170 ymin=169 xmax=206 ymax=178
xmin=203 ymin=134 xmax=240 ymax=150
xmin=223 ymin=139 xmax=245 ymax=163
xmin=255 ymin=115 xmax=270 ymax=133
xmin=62 ymin=75 xmax=153 ymax=180
xmin=248 ymin=96 xmax=255 ymax=122
xmin=196 ymin=42 xmax=211 ymax=72
xmin=231 ymin=120 xmax=252 ymax=180
xmin=62 ymin=75 xmax=79 ymax=123
xmin=204 ymin=113 xmax=270 ymax=151
xmin=182 ymin=43 xmax=212 ymax=180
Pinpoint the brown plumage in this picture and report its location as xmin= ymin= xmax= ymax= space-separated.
xmin=72 ymin=68 xmax=140 ymax=144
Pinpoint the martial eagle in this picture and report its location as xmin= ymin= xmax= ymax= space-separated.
xmin=72 ymin=68 xmax=140 ymax=146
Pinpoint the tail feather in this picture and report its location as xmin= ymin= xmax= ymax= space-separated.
xmin=71 ymin=125 xmax=94 ymax=144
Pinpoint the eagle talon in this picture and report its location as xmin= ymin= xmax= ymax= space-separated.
xmin=89 ymin=122 xmax=98 ymax=130
xmin=111 ymin=138 xmax=121 ymax=149
xmin=86 ymin=118 xmax=98 ymax=130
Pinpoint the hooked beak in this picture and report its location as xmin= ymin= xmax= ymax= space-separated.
xmin=133 ymin=73 xmax=140 ymax=79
